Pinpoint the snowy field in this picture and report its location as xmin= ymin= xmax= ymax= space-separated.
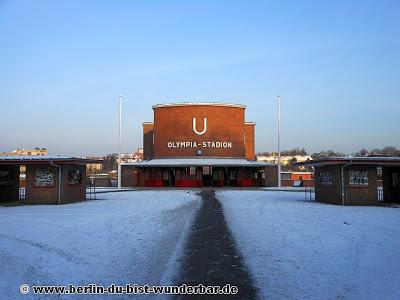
xmin=0 ymin=191 xmax=200 ymax=299
xmin=218 ymin=190 xmax=400 ymax=299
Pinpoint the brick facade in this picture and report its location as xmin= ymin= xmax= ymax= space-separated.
xmin=143 ymin=123 xmax=154 ymax=160
xmin=244 ymin=123 xmax=255 ymax=160
xmin=314 ymin=164 xmax=379 ymax=205
xmin=25 ymin=164 xmax=86 ymax=204
xmin=125 ymin=103 xmax=279 ymax=188
xmin=345 ymin=165 xmax=378 ymax=205
xmin=314 ymin=165 xmax=342 ymax=205
xmin=145 ymin=104 xmax=254 ymax=159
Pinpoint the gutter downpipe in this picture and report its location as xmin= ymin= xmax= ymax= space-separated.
xmin=50 ymin=160 xmax=62 ymax=205
xmin=340 ymin=160 xmax=353 ymax=206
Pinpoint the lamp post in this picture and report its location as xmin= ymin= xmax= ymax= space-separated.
xmin=277 ymin=95 xmax=281 ymax=187
xmin=118 ymin=95 xmax=122 ymax=189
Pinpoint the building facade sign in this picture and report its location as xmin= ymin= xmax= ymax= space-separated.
xmin=147 ymin=103 xmax=253 ymax=159
xmin=167 ymin=141 xmax=233 ymax=149
xmin=192 ymin=117 xmax=207 ymax=135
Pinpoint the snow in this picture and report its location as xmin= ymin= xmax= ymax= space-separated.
xmin=85 ymin=187 xmax=135 ymax=193
xmin=218 ymin=190 xmax=400 ymax=299
xmin=0 ymin=191 xmax=200 ymax=299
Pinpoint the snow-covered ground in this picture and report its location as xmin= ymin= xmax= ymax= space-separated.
xmin=218 ymin=190 xmax=400 ymax=299
xmin=0 ymin=191 xmax=200 ymax=299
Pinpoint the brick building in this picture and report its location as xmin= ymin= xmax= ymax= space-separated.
xmin=299 ymin=157 xmax=400 ymax=205
xmin=0 ymin=156 xmax=97 ymax=204
xmin=0 ymin=147 xmax=48 ymax=156
xmin=122 ymin=102 xmax=278 ymax=187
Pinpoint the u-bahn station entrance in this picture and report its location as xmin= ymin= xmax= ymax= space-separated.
xmin=299 ymin=157 xmax=400 ymax=205
xmin=0 ymin=156 xmax=95 ymax=204
xmin=122 ymin=103 xmax=278 ymax=188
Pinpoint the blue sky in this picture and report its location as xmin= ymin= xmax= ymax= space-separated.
xmin=0 ymin=0 xmax=399 ymax=156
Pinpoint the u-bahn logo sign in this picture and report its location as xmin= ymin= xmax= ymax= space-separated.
xmin=192 ymin=117 xmax=207 ymax=135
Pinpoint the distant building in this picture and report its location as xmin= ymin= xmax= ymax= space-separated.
xmin=257 ymin=155 xmax=313 ymax=165
xmin=281 ymin=171 xmax=314 ymax=187
xmin=121 ymin=148 xmax=144 ymax=163
xmin=0 ymin=148 xmax=48 ymax=156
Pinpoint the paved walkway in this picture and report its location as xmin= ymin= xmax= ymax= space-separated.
xmin=177 ymin=190 xmax=257 ymax=299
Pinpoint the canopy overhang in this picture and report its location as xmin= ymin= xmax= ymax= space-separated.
xmin=123 ymin=158 xmax=275 ymax=168
xmin=0 ymin=156 xmax=102 ymax=165
xmin=296 ymin=157 xmax=400 ymax=167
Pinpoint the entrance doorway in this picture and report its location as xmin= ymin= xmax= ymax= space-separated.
xmin=202 ymin=166 xmax=212 ymax=186
xmin=383 ymin=167 xmax=400 ymax=203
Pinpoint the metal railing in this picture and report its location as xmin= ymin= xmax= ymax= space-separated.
xmin=304 ymin=187 xmax=315 ymax=201
xmin=86 ymin=178 xmax=97 ymax=200
xmin=19 ymin=187 xmax=25 ymax=200
xmin=377 ymin=186 xmax=384 ymax=202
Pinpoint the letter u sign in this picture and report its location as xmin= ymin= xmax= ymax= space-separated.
xmin=193 ymin=117 xmax=207 ymax=135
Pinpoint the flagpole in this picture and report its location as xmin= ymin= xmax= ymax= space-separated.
xmin=277 ymin=95 xmax=281 ymax=187
xmin=118 ymin=95 xmax=122 ymax=189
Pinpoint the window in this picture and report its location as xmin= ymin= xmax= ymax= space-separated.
xmin=68 ymin=169 xmax=83 ymax=185
xmin=189 ymin=167 xmax=196 ymax=175
xmin=203 ymin=166 xmax=211 ymax=175
xmin=349 ymin=171 xmax=368 ymax=186
xmin=377 ymin=166 xmax=382 ymax=180
xmin=317 ymin=172 xmax=334 ymax=186
xmin=163 ymin=170 xmax=169 ymax=180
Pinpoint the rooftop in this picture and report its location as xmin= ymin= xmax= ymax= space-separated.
xmin=0 ymin=156 xmax=102 ymax=165
xmin=297 ymin=156 xmax=400 ymax=167
xmin=152 ymin=102 xmax=245 ymax=109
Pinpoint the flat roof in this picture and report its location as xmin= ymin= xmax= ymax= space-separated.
xmin=297 ymin=157 xmax=400 ymax=167
xmin=0 ymin=156 xmax=101 ymax=165
xmin=152 ymin=102 xmax=246 ymax=109
xmin=122 ymin=158 xmax=274 ymax=167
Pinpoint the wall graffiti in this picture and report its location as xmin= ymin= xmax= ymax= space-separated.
xmin=317 ymin=172 xmax=334 ymax=186
xmin=34 ymin=170 xmax=54 ymax=187
xmin=349 ymin=171 xmax=368 ymax=186
xmin=68 ymin=169 xmax=83 ymax=185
